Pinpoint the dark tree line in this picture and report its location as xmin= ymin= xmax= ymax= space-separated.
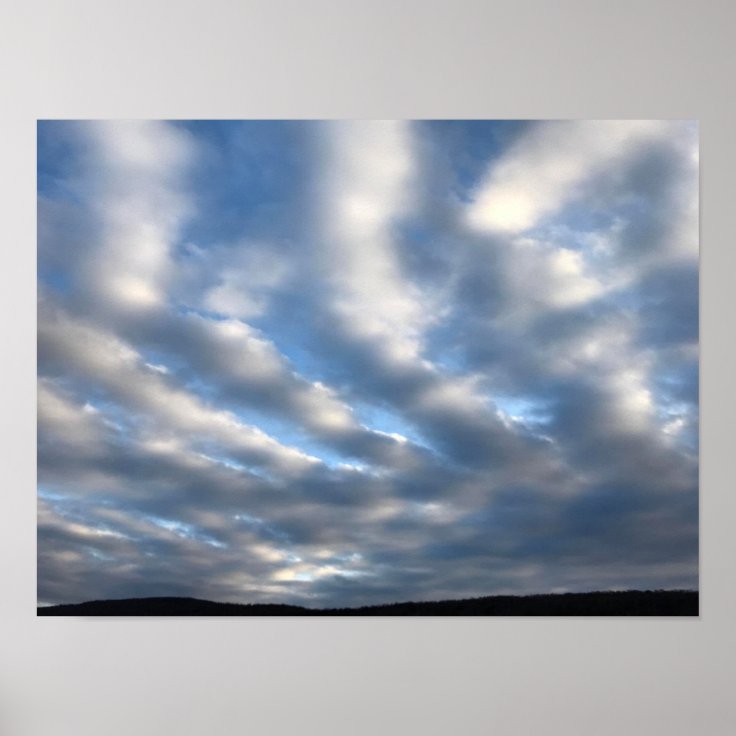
xmin=38 ymin=589 xmax=698 ymax=617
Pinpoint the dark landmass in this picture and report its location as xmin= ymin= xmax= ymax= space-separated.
xmin=38 ymin=589 xmax=698 ymax=616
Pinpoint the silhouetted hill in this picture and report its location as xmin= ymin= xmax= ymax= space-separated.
xmin=38 ymin=589 xmax=697 ymax=616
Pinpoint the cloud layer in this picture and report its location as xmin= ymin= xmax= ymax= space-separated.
xmin=37 ymin=120 xmax=698 ymax=607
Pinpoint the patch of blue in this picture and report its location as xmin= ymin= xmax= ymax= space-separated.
xmin=173 ymin=120 xmax=313 ymax=248
xmin=419 ymin=120 xmax=533 ymax=196
xmin=350 ymin=401 xmax=425 ymax=446
xmin=37 ymin=121 xmax=80 ymax=200
xmin=492 ymin=395 xmax=553 ymax=425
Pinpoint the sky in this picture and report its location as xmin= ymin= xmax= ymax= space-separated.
xmin=37 ymin=120 xmax=699 ymax=608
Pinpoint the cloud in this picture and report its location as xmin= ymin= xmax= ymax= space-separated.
xmin=39 ymin=298 xmax=320 ymax=475
xmin=201 ymin=240 xmax=293 ymax=320
xmin=38 ymin=121 xmax=420 ymax=469
xmin=314 ymin=120 xmax=430 ymax=361
xmin=73 ymin=120 xmax=197 ymax=314
xmin=465 ymin=120 xmax=690 ymax=234
xmin=37 ymin=120 xmax=699 ymax=607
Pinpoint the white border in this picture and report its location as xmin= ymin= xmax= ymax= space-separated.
xmin=2 ymin=2 xmax=734 ymax=734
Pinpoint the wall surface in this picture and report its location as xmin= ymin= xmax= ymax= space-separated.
xmin=1 ymin=2 xmax=734 ymax=734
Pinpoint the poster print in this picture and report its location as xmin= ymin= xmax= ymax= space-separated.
xmin=37 ymin=121 xmax=698 ymax=616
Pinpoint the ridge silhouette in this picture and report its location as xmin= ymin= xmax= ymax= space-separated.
xmin=38 ymin=589 xmax=698 ymax=616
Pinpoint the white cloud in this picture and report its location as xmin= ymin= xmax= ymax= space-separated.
xmin=317 ymin=120 xmax=430 ymax=362
xmin=466 ymin=120 xmax=673 ymax=234
xmin=76 ymin=120 xmax=197 ymax=313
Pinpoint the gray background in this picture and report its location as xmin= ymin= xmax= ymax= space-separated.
xmin=1 ymin=1 xmax=734 ymax=733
